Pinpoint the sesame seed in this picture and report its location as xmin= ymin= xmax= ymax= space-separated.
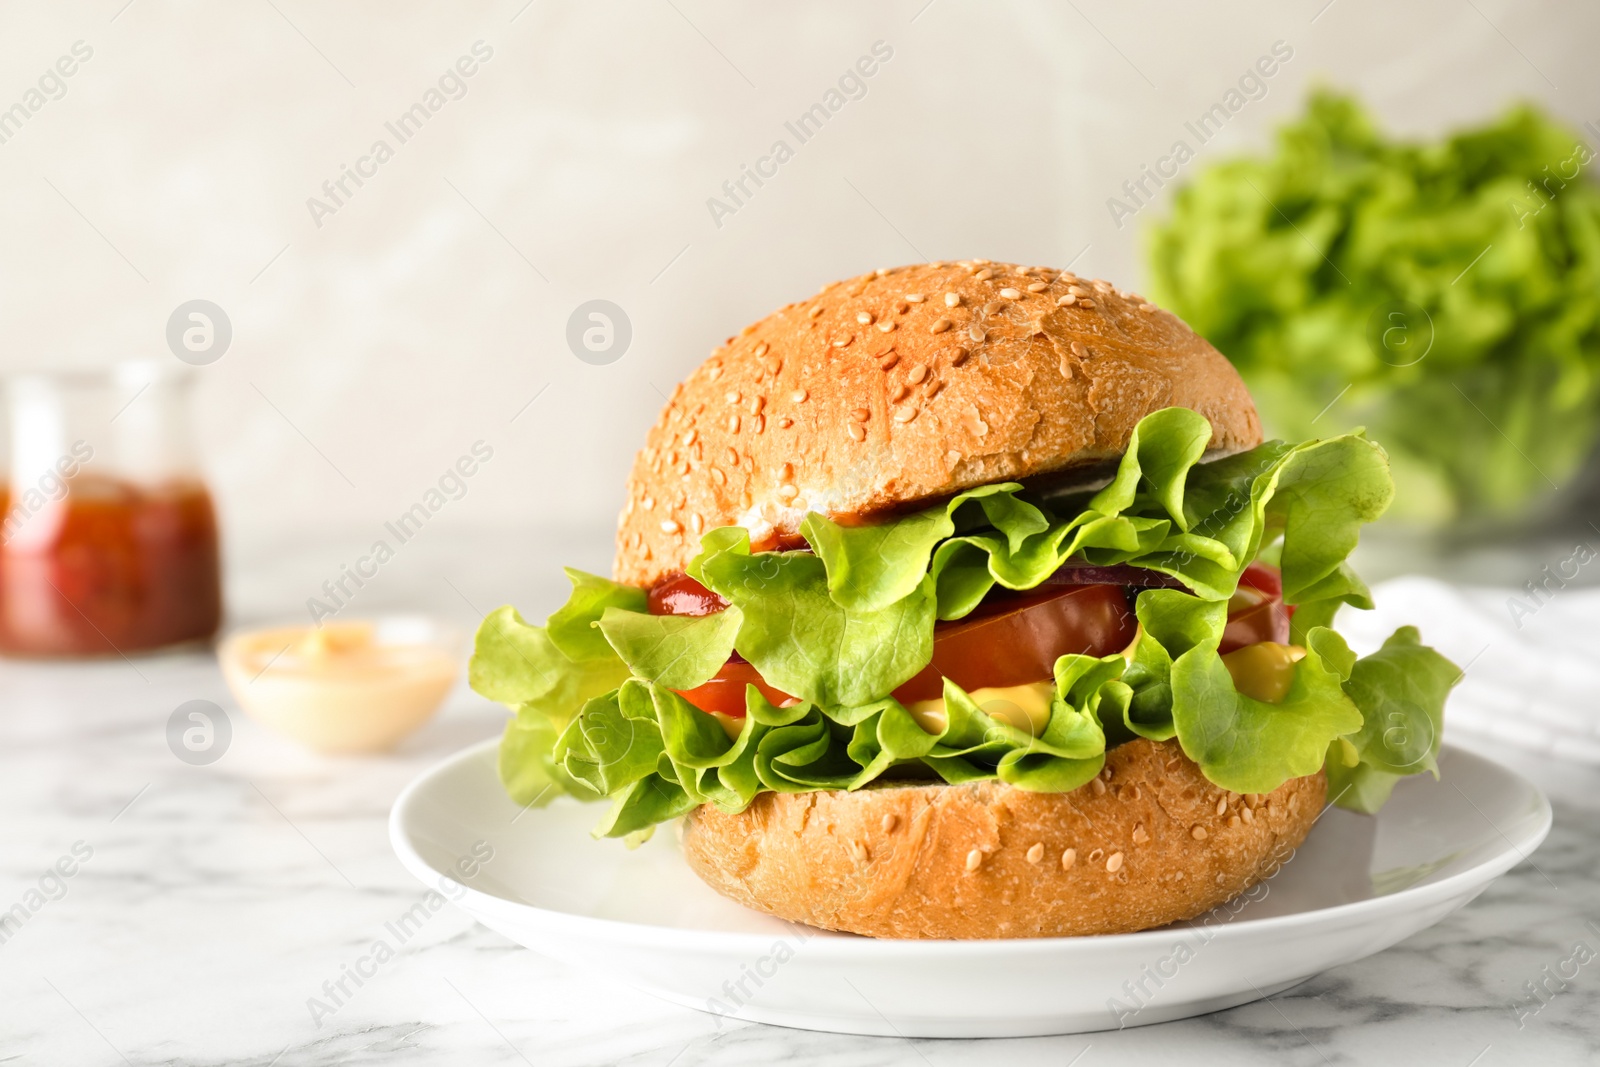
xmin=877 ymin=321 xmax=895 ymax=332
xmin=1216 ymin=873 xmax=1227 ymax=886
xmin=1191 ymin=826 xmax=1208 ymax=841
xmin=690 ymin=513 xmax=705 ymax=534
xmin=660 ymin=519 xmax=681 ymax=534
xmin=944 ymin=292 xmax=961 ymax=307
xmin=831 ymin=333 xmax=854 ymax=348
xmin=847 ymin=422 xmax=866 ymax=442
xmin=711 ymin=467 xmax=726 ymax=485
xmin=1057 ymin=294 xmax=1077 ymax=306
xmin=973 ymin=268 xmax=994 ymax=280
xmin=754 ymin=342 xmax=769 ymax=357
xmin=727 ymin=415 xmax=740 ymax=433
xmin=1123 ymin=784 xmax=1142 ymax=801
xmin=1079 ymin=299 xmax=1095 ymax=309
xmin=725 ymin=447 xmax=738 ymax=465
xmin=792 ymin=497 xmax=807 ymax=510
xmin=983 ymin=301 xmax=1004 ymax=316
xmin=1090 ymin=778 xmax=1107 ymax=796
xmin=707 ymin=366 xmax=723 ymax=380
xmin=851 ymin=407 xmax=870 ymax=422
xmin=967 ymin=324 xmax=986 ymax=343
xmin=1241 ymin=806 xmax=1254 ymax=824
xmin=949 ymin=347 xmax=970 ymax=367
xmin=930 ymin=318 xmax=952 ymax=334
xmin=1106 ymin=851 xmax=1124 ymax=873
xmin=1068 ymin=286 xmax=1088 ymax=297
xmin=905 ymin=293 xmax=925 ymax=303
xmin=1026 ymin=843 xmax=1045 ymax=864
xmin=1071 ymin=341 xmax=1089 ymax=359
xmin=879 ymin=352 xmax=900 ymax=370
xmin=881 ymin=814 xmax=899 ymax=832
xmin=766 ymin=358 xmax=783 ymax=374
xmin=893 ymin=406 xmax=918 ymax=424
xmin=924 ymin=380 xmax=944 ymax=400
xmin=1229 ymin=815 xmax=1241 ymax=828
xmin=1093 ymin=280 xmax=1113 ymax=294
xmin=725 ymin=391 xmax=741 ymax=405
xmin=1027 ymin=282 xmax=1049 ymax=293
xmin=1058 ymin=356 xmax=1075 ymax=379
xmin=1215 ymin=796 xmax=1228 ymax=816
xmin=791 ymin=389 xmax=809 ymax=403
xmin=999 ymin=287 xmax=1021 ymax=299
xmin=965 ymin=849 xmax=983 ymax=872
xmin=1132 ymin=824 xmax=1149 ymax=845
xmin=895 ymin=301 xmax=909 ymax=314
xmin=684 ymin=429 xmax=698 ymax=445
xmin=1088 ymin=848 xmax=1104 ymax=863
xmin=908 ymin=364 xmax=928 ymax=384
xmin=857 ymin=311 xmax=874 ymax=325
xmin=1139 ymin=303 xmax=1156 ymax=312
xmin=780 ymin=462 xmax=794 ymax=480
xmin=777 ymin=483 xmax=798 ymax=498
xmin=808 ymin=305 xmax=824 ymax=318
xmin=891 ymin=383 xmax=909 ymax=402
xmin=1061 ymin=848 xmax=1077 ymax=870
xmin=851 ymin=840 xmax=869 ymax=862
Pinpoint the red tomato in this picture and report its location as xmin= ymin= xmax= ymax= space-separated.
xmin=1221 ymin=562 xmax=1290 ymax=653
xmin=674 ymin=660 xmax=795 ymax=717
xmin=647 ymin=572 xmax=728 ymax=617
xmin=655 ymin=561 xmax=1288 ymax=716
xmin=1238 ymin=560 xmax=1283 ymax=599
xmin=891 ymin=584 xmax=1136 ymax=704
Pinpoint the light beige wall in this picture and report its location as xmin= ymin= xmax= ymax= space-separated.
xmin=0 ymin=0 xmax=1592 ymax=569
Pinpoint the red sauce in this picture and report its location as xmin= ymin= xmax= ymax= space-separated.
xmin=0 ymin=476 xmax=223 ymax=656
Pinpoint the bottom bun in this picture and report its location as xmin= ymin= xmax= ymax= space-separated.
xmin=680 ymin=738 xmax=1325 ymax=939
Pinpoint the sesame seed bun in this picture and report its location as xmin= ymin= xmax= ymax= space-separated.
xmin=681 ymin=739 xmax=1324 ymax=939
xmin=615 ymin=260 xmax=1261 ymax=587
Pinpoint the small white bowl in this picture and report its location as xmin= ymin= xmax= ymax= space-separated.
xmin=220 ymin=615 xmax=462 ymax=754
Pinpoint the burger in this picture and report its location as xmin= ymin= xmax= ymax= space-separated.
xmin=471 ymin=260 xmax=1458 ymax=939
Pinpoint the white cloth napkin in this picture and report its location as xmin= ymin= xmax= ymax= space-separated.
xmin=1335 ymin=575 xmax=1600 ymax=764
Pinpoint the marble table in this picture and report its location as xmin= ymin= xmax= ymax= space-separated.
xmin=3 ymin=532 xmax=1598 ymax=1066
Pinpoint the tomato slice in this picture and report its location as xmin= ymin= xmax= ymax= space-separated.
xmin=674 ymin=660 xmax=795 ymax=717
xmin=891 ymin=584 xmax=1135 ymax=705
xmin=1221 ymin=562 xmax=1290 ymax=653
xmin=647 ymin=572 xmax=728 ymax=617
xmin=1238 ymin=560 xmax=1283 ymax=599
xmin=656 ymin=560 xmax=1289 ymax=715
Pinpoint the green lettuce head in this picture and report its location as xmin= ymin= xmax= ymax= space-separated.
xmin=1147 ymin=90 xmax=1600 ymax=527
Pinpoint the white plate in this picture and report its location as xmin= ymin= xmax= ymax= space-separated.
xmin=389 ymin=739 xmax=1550 ymax=1038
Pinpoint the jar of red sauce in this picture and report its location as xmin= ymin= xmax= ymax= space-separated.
xmin=0 ymin=363 xmax=222 ymax=657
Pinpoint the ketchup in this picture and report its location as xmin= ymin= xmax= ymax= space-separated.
xmin=0 ymin=475 xmax=223 ymax=656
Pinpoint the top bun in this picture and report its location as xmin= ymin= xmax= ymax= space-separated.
xmin=615 ymin=261 xmax=1260 ymax=587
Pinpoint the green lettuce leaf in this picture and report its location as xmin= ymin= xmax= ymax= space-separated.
xmin=596 ymin=605 xmax=742 ymax=690
xmin=1326 ymin=626 xmax=1460 ymax=812
xmin=691 ymin=526 xmax=934 ymax=706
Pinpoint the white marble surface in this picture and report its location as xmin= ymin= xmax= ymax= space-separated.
xmin=3 ymin=540 xmax=1600 ymax=1067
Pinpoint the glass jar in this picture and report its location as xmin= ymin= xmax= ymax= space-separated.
xmin=0 ymin=362 xmax=223 ymax=656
